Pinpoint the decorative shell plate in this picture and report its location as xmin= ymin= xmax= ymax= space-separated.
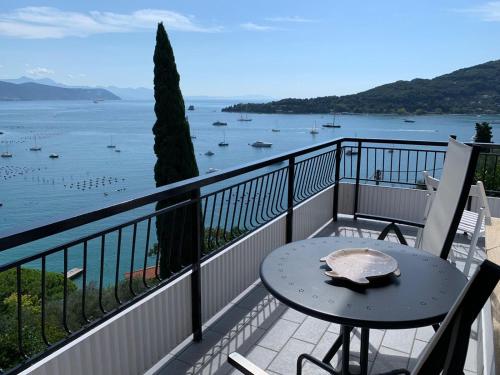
xmin=320 ymin=248 xmax=400 ymax=285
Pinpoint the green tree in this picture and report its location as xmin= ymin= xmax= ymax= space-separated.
xmin=152 ymin=23 xmax=199 ymax=278
xmin=474 ymin=121 xmax=493 ymax=143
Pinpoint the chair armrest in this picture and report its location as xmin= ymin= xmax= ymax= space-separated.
xmin=228 ymin=353 xmax=268 ymax=375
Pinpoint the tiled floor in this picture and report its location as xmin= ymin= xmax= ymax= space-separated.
xmin=155 ymin=217 xmax=484 ymax=375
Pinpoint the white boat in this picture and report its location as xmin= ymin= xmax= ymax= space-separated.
xmin=49 ymin=153 xmax=59 ymax=158
xmin=1 ymin=151 xmax=12 ymax=158
xmin=205 ymin=150 xmax=215 ymax=156
xmin=66 ymin=268 xmax=83 ymax=279
xmin=30 ymin=136 xmax=42 ymax=151
xmin=250 ymin=141 xmax=272 ymax=148
xmin=107 ymin=136 xmax=116 ymax=148
xmin=310 ymin=122 xmax=319 ymax=134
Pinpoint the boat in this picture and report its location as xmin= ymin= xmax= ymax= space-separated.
xmin=206 ymin=168 xmax=220 ymax=174
xmin=218 ymin=131 xmax=229 ymax=146
xmin=404 ymin=119 xmax=416 ymax=123
xmin=191 ymin=135 xmax=197 ymax=139
xmin=205 ymin=150 xmax=215 ymax=156
xmin=322 ymin=112 xmax=341 ymax=128
xmin=115 ymin=149 xmax=121 ymax=153
xmin=49 ymin=153 xmax=59 ymax=158
xmin=187 ymin=105 xmax=195 ymax=111
xmin=107 ymin=136 xmax=116 ymax=148
xmin=1 ymin=151 xmax=12 ymax=158
xmin=212 ymin=121 xmax=227 ymax=126
xmin=30 ymin=136 xmax=42 ymax=151
xmin=346 ymin=150 xmax=358 ymax=156
xmin=387 ymin=149 xmax=394 ymax=153
xmin=250 ymin=141 xmax=272 ymax=148
xmin=310 ymin=122 xmax=319 ymax=134
xmin=272 ymin=129 xmax=280 ymax=132
xmin=237 ymin=106 xmax=252 ymax=122
xmin=66 ymin=268 xmax=83 ymax=279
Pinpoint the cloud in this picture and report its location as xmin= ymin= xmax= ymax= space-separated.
xmin=456 ymin=1 xmax=500 ymax=21
xmin=67 ymin=73 xmax=86 ymax=79
xmin=26 ymin=67 xmax=54 ymax=76
xmin=265 ymin=16 xmax=317 ymax=23
xmin=0 ymin=7 xmax=222 ymax=39
xmin=240 ymin=22 xmax=277 ymax=31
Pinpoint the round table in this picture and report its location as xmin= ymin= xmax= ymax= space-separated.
xmin=260 ymin=237 xmax=467 ymax=374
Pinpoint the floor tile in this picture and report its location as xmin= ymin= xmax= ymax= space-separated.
xmin=268 ymin=338 xmax=315 ymax=374
xmin=258 ymin=318 xmax=300 ymax=352
xmin=293 ymin=316 xmax=330 ymax=344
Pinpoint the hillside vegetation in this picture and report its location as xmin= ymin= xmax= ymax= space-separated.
xmin=222 ymin=59 xmax=500 ymax=115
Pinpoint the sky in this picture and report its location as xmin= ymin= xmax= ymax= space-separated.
xmin=0 ymin=1 xmax=499 ymax=98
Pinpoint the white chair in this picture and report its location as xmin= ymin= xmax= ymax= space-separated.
xmin=378 ymin=138 xmax=480 ymax=261
xmin=419 ymin=171 xmax=491 ymax=275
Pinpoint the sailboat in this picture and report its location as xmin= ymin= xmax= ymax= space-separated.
xmin=30 ymin=136 xmax=42 ymax=151
xmin=1 ymin=146 xmax=12 ymax=158
xmin=237 ymin=105 xmax=252 ymax=122
xmin=322 ymin=112 xmax=341 ymax=128
xmin=218 ymin=130 xmax=229 ymax=146
xmin=107 ymin=136 xmax=116 ymax=148
xmin=310 ymin=122 xmax=319 ymax=134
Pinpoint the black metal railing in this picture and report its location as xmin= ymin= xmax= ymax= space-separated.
xmin=1 ymin=136 xmax=499 ymax=373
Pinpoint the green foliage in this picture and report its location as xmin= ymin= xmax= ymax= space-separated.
xmin=474 ymin=122 xmax=493 ymax=143
xmin=0 ymin=268 xmax=76 ymax=302
xmin=152 ymin=22 xmax=199 ymax=278
xmin=222 ymin=59 xmax=500 ymax=114
xmin=0 ymin=269 xmax=77 ymax=371
xmin=475 ymin=153 xmax=500 ymax=194
xmin=0 ymin=267 xmax=158 ymax=371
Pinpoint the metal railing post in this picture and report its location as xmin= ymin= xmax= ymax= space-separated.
xmin=333 ymin=142 xmax=342 ymax=221
xmin=286 ymin=157 xmax=295 ymax=243
xmin=353 ymin=141 xmax=362 ymax=220
xmin=191 ymin=191 xmax=203 ymax=342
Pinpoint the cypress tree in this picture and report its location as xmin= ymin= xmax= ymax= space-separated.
xmin=152 ymin=23 xmax=199 ymax=278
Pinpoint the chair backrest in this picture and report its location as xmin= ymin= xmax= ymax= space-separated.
xmin=423 ymin=172 xmax=492 ymax=225
xmin=419 ymin=138 xmax=479 ymax=259
xmin=412 ymin=259 xmax=500 ymax=374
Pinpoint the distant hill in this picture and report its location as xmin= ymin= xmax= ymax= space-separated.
xmin=0 ymin=81 xmax=120 ymax=101
xmin=222 ymin=60 xmax=500 ymax=115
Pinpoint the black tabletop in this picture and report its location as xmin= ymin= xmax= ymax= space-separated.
xmin=260 ymin=237 xmax=467 ymax=329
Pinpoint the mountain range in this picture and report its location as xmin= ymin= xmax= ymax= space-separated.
xmin=0 ymin=77 xmax=151 ymax=101
xmin=222 ymin=59 xmax=500 ymax=115
xmin=0 ymin=80 xmax=120 ymax=101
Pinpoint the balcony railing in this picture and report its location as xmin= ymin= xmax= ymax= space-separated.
xmin=0 ymin=137 xmax=498 ymax=374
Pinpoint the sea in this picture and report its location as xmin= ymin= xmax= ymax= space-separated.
xmin=1 ymin=99 xmax=499 ymax=282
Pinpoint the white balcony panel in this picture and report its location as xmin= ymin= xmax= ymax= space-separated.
xmin=339 ymin=182 xmax=428 ymax=223
xmin=21 ymin=274 xmax=193 ymax=375
xmin=201 ymin=216 xmax=286 ymax=323
xmin=292 ymin=185 xmax=334 ymax=241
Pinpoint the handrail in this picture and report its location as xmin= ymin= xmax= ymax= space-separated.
xmin=0 ymin=137 xmax=497 ymax=251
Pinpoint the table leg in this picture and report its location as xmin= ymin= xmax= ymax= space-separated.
xmin=323 ymin=326 xmax=353 ymax=363
xmin=341 ymin=325 xmax=351 ymax=374
xmin=360 ymin=328 xmax=369 ymax=375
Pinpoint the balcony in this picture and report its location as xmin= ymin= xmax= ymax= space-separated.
xmin=0 ymin=138 xmax=497 ymax=375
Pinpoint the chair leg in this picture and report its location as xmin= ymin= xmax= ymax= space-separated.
xmin=463 ymin=232 xmax=480 ymax=277
xmin=378 ymin=223 xmax=408 ymax=245
xmin=297 ymin=353 xmax=338 ymax=374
